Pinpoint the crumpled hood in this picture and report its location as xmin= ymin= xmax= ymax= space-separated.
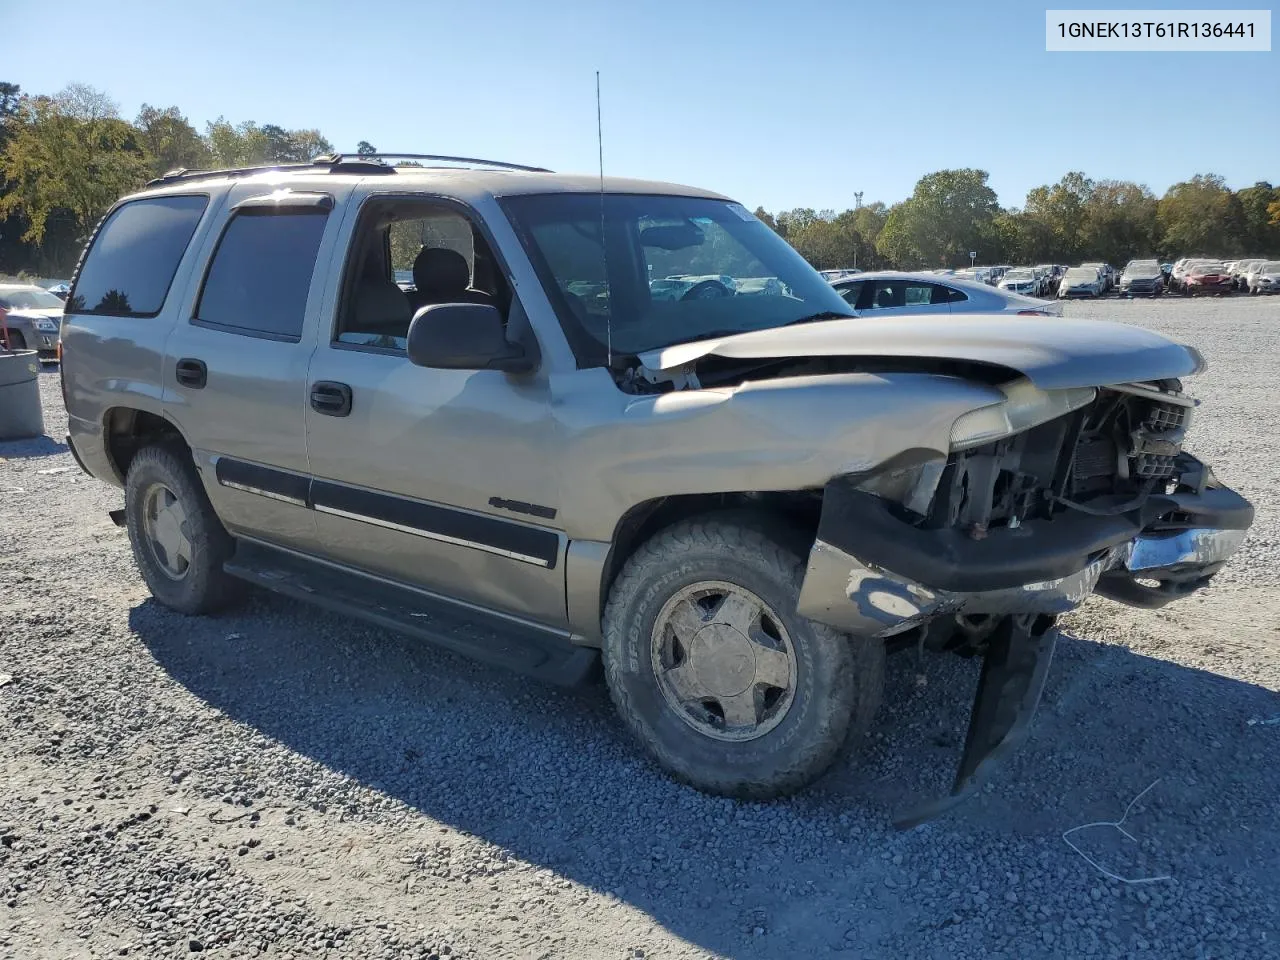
xmin=638 ymin=314 xmax=1204 ymax=390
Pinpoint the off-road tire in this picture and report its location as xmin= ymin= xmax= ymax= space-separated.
xmin=125 ymin=444 xmax=244 ymax=615
xmin=602 ymin=514 xmax=885 ymax=799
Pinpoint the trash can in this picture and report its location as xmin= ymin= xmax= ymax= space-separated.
xmin=0 ymin=350 xmax=46 ymax=440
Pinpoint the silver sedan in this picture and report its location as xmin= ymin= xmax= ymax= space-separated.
xmin=829 ymin=271 xmax=1063 ymax=317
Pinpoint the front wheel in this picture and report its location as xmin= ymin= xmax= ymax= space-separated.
xmin=602 ymin=515 xmax=885 ymax=799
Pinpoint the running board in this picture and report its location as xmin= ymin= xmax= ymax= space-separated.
xmin=223 ymin=541 xmax=599 ymax=687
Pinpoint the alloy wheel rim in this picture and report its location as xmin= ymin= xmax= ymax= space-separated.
xmin=141 ymin=482 xmax=192 ymax=580
xmin=650 ymin=580 xmax=798 ymax=742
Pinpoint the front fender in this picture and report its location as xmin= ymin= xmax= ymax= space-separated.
xmin=553 ymin=368 xmax=1004 ymax=542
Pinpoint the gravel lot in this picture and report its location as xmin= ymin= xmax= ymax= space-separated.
xmin=2 ymin=296 xmax=1277 ymax=960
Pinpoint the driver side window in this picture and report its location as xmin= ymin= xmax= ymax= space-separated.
xmin=335 ymin=200 xmax=509 ymax=353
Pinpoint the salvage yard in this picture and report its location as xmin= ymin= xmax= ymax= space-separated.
xmin=1 ymin=297 xmax=1278 ymax=960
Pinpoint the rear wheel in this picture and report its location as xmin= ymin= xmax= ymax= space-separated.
xmin=125 ymin=445 xmax=244 ymax=614
xmin=602 ymin=515 xmax=885 ymax=798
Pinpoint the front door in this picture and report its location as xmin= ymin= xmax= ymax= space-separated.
xmin=303 ymin=197 xmax=566 ymax=628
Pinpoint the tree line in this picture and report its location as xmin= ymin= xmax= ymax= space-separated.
xmin=1 ymin=81 xmax=1278 ymax=278
xmin=0 ymin=82 xmax=364 ymax=275
xmin=757 ymin=168 xmax=1280 ymax=272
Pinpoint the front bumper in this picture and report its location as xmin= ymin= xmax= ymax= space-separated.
xmin=799 ymin=466 xmax=1253 ymax=826
xmin=797 ymin=471 xmax=1253 ymax=638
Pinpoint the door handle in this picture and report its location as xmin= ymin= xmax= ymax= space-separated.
xmin=310 ymin=381 xmax=352 ymax=417
xmin=175 ymin=357 xmax=207 ymax=389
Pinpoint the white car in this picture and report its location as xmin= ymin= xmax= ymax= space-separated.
xmin=830 ymin=271 xmax=1062 ymax=317
xmin=1249 ymin=261 xmax=1280 ymax=294
xmin=0 ymin=283 xmax=65 ymax=360
xmin=998 ymin=269 xmax=1041 ymax=298
xmin=818 ymin=268 xmax=861 ymax=282
xmin=1058 ymin=267 xmax=1104 ymax=299
xmin=1241 ymin=260 xmax=1271 ymax=292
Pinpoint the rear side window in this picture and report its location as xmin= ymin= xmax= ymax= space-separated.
xmin=194 ymin=209 xmax=329 ymax=341
xmin=68 ymin=195 xmax=208 ymax=317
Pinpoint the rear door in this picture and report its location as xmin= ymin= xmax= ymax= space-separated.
xmin=161 ymin=184 xmax=349 ymax=552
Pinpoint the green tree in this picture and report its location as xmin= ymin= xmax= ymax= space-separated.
xmin=357 ymin=140 xmax=377 ymax=156
xmin=53 ymin=82 xmax=119 ymax=121
xmin=1081 ymin=180 xmax=1159 ymax=265
xmin=0 ymin=98 xmax=149 ymax=270
xmin=1234 ymin=181 xmax=1280 ymax=256
xmin=205 ymin=118 xmax=333 ymax=166
xmin=135 ymin=104 xmax=210 ymax=177
xmin=1022 ymin=171 xmax=1094 ymax=262
xmin=1157 ymin=174 xmax=1242 ymax=257
xmin=876 ymin=169 xmax=1000 ymax=267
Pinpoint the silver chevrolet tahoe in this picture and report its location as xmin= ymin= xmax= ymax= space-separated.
xmin=59 ymin=153 xmax=1253 ymax=823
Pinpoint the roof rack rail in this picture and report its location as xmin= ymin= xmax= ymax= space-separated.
xmin=313 ymin=153 xmax=552 ymax=173
xmin=145 ymin=162 xmax=320 ymax=188
xmin=143 ymin=152 xmax=551 ymax=188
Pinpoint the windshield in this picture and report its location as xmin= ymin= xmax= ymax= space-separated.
xmin=1064 ymin=268 xmax=1096 ymax=281
xmin=1124 ymin=261 xmax=1159 ymax=277
xmin=501 ymin=193 xmax=853 ymax=361
xmin=1263 ymin=262 xmax=1280 ymax=272
xmin=0 ymin=287 xmax=65 ymax=310
xmin=1003 ymin=270 xmax=1033 ymax=281
xmin=1191 ymin=264 xmax=1225 ymax=276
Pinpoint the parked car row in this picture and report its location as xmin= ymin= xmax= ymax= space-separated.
xmin=1222 ymin=257 xmax=1280 ymax=294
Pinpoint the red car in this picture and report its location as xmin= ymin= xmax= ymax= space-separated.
xmin=1183 ymin=263 xmax=1234 ymax=296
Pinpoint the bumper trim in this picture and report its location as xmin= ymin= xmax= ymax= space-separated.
xmin=799 ymin=476 xmax=1253 ymax=637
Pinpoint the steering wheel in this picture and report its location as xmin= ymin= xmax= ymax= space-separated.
xmin=680 ymin=280 xmax=730 ymax=302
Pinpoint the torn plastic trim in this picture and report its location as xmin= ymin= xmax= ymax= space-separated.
xmin=895 ymin=613 xmax=1058 ymax=829
xmin=797 ymin=537 xmax=1113 ymax=638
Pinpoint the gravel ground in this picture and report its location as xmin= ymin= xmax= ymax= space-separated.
xmin=2 ymin=296 xmax=1278 ymax=960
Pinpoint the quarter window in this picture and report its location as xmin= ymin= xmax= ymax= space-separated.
xmin=68 ymin=195 xmax=208 ymax=317
xmin=195 ymin=209 xmax=329 ymax=340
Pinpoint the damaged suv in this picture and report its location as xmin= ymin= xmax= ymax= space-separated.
xmin=60 ymin=155 xmax=1253 ymax=823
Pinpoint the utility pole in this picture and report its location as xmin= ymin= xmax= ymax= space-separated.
xmin=852 ymin=192 xmax=864 ymax=270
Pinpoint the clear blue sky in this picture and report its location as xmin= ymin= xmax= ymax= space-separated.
xmin=6 ymin=0 xmax=1276 ymax=211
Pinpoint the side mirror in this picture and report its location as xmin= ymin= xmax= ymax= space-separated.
xmin=406 ymin=303 xmax=534 ymax=374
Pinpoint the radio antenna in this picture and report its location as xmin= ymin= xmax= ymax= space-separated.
xmin=596 ymin=70 xmax=612 ymax=367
